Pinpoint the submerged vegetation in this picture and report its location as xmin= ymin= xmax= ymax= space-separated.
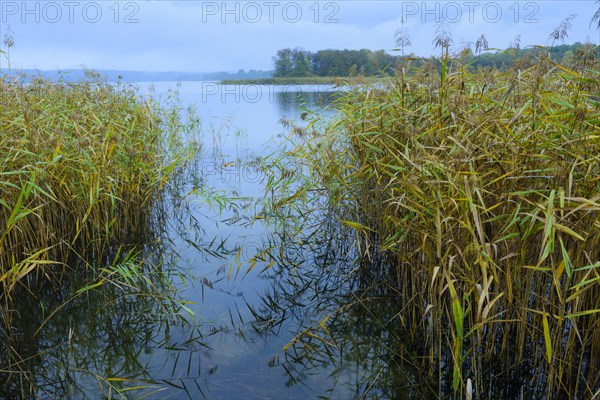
xmin=263 ymin=47 xmax=600 ymax=398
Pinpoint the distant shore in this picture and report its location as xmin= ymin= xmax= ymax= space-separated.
xmin=219 ymin=76 xmax=385 ymax=85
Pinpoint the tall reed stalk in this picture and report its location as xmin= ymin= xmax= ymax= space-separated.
xmin=0 ymin=74 xmax=198 ymax=299
xmin=269 ymin=50 xmax=600 ymax=398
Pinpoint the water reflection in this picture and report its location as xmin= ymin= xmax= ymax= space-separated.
xmin=245 ymin=200 xmax=597 ymax=399
xmin=0 ymin=254 xmax=206 ymax=398
xmin=0 ymin=83 xmax=352 ymax=399
xmin=4 ymin=77 xmax=581 ymax=399
xmin=235 ymin=205 xmax=435 ymax=399
xmin=273 ymin=87 xmax=340 ymax=116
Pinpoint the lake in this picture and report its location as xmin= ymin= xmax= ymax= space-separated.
xmin=4 ymin=76 xmax=591 ymax=400
xmin=6 ymin=82 xmax=384 ymax=399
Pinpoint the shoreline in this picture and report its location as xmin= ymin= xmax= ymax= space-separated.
xmin=219 ymin=76 xmax=387 ymax=85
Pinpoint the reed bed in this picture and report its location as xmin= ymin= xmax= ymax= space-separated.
xmin=0 ymin=75 xmax=197 ymax=299
xmin=270 ymin=51 xmax=600 ymax=397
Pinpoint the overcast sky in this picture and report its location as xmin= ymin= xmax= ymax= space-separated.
xmin=1 ymin=1 xmax=598 ymax=72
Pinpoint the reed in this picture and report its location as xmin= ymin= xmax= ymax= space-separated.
xmin=267 ymin=48 xmax=600 ymax=397
xmin=0 ymin=74 xmax=198 ymax=299
xmin=0 ymin=71 xmax=202 ymax=396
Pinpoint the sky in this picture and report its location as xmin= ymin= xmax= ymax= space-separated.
xmin=0 ymin=0 xmax=598 ymax=72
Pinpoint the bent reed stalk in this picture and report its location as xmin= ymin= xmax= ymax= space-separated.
xmin=273 ymin=51 xmax=600 ymax=397
xmin=0 ymin=74 xmax=197 ymax=298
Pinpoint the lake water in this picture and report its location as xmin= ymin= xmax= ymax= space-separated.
xmin=140 ymin=82 xmax=353 ymax=399
xmin=4 ymin=76 xmax=598 ymax=399
xmin=7 ymin=82 xmax=382 ymax=399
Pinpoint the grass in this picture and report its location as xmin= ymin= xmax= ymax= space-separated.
xmin=0 ymin=70 xmax=202 ymax=396
xmin=2 ymin=38 xmax=599 ymax=398
xmin=264 ymin=49 xmax=600 ymax=398
xmin=0 ymin=72 xmax=199 ymax=298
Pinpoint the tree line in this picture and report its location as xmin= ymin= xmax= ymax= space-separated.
xmin=271 ymin=43 xmax=597 ymax=78
xmin=272 ymin=48 xmax=397 ymax=78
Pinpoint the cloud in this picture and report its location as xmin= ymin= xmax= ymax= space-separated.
xmin=1 ymin=0 xmax=598 ymax=71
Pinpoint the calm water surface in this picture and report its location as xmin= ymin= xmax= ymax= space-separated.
xmin=6 ymin=80 xmax=582 ymax=400
xmin=9 ymin=82 xmax=369 ymax=399
xmin=146 ymin=82 xmax=350 ymax=399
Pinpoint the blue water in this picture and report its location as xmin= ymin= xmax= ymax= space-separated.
xmin=33 ymin=81 xmax=351 ymax=399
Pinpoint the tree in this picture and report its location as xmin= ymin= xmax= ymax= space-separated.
xmin=291 ymin=48 xmax=312 ymax=77
xmin=272 ymin=48 xmax=293 ymax=77
xmin=272 ymin=48 xmax=399 ymax=78
xmin=562 ymin=50 xmax=575 ymax=66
